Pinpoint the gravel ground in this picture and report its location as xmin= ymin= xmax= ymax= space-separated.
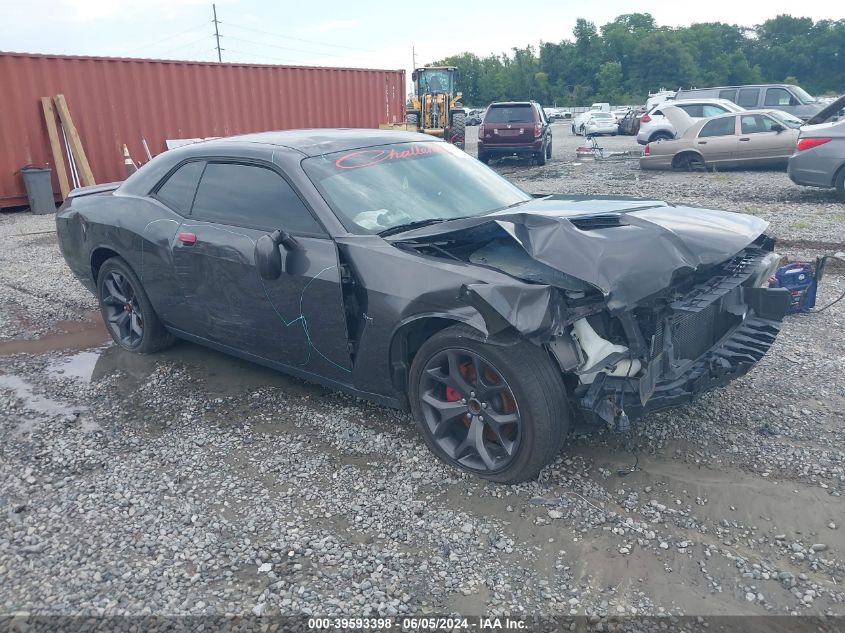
xmin=1 ymin=129 xmax=844 ymax=625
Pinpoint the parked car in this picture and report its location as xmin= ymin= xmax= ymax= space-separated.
xmin=544 ymin=107 xmax=566 ymax=121
xmin=581 ymin=111 xmax=618 ymax=136
xmin=637 ymin=98 xmax=745 ymax=145
xmin=788 ymin=94 xmax=845 ymax=200
xmin=466 ymin=109 xmax=484 ymax=126
xmin=478 ymin=101 xmax=552 ymax=165
xmin=640 ymin=108 xmax=803 ymax=171
xmin=675 ymin=84 xmax=823 ymax=121
xmin=55 ymin=129 xmax=790 ymax=483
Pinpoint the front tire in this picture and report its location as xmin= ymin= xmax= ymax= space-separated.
xmin=449 ymin=112 xmax=466 ymax=149
xmin=409 ymin=325 xmax=569 ymax=483
xmin=97 ymin=257 xmax=174 ymax=353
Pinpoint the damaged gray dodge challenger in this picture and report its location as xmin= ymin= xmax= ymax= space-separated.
xmin=56 ymin=130 xmax=792 ymax=483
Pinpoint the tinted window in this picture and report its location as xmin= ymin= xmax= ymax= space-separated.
xmin=677 ymin=104 xmax=704 ymax=117
xmin=484 ymin=106 xmax=535 ymax=124
xmin=701 ymin=104 xmax=730 ymax=117
xmin=192 ymin=162 xmax=322 ymax=233
xmin=737 ymin=88 xmax=760 ymax=107
xmin=719 ymin=89 xmax=738 ymax=102
xmin=699 ymin=117 xmax=736 ymax=137
xmin=154 ymin=161 xmax=204 ymax=213
xmin=765 ymin=88 xmax=799 ymax=106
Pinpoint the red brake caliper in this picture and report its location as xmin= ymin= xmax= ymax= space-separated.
xmin=445 ymin=363 xmax=472 ymax=402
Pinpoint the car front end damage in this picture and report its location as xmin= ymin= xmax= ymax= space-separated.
xmin=548 ymin=247 xmax=788 ymax=429
xmin=388 ymin=196 xmax=792 ymax=430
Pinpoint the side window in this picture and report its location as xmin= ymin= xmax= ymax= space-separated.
xmin=191 ymin=162 xmax=322 ymax=234
xmin=678 ymin=104 xmax=704 ymax=117
xmin=737 ymin=88 xmax=760 ymax=108
xmin=740 ymin=115 xmax=763 ymax=134
xmin=765 ymin=88 xmax=799 ymax=106
xmin=719 ymin=89 xmax=738 ymax=103
xmin=153 ymin=161 xmax=204 ymax=214
xmin=652 ymin=109 xmax=663 ymax=117
xmin=699 ymin=117 xmax=736 ymax=138
xmin=701 ymin=104 xmax=729 ymax=117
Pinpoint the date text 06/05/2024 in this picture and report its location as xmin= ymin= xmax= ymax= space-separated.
xmin=307 ymin=616 xmax=527 ymax=630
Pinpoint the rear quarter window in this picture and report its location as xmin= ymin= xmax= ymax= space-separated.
xmin=153 ymin=161 xmax=204 ymax=214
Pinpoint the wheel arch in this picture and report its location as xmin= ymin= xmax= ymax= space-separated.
xmin=388 ymin=314 xmax=487 ymax=393
xmin=90 ymin=246 xmax=125 ymax=290
xmin=832 ymin=160 xmax=845 ymax=188
xmin=671 ymin=150 xmax=705 ymax=169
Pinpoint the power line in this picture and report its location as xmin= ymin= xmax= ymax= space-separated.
xmin=121 ymin=21 xmax=210 ymax=55
xmin=224 ymin=48 xmax=295 ymax=64
xmin=158 ymin=34 xmax=215 ymax=56
xmin=223 ymin=35 xmax=369 ymax=61
xmin=220 ymin=21 xmax=374 ymax=53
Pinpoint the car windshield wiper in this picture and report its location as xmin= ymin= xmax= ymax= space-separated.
xmin=378 ymin=218 xmax=453 ymax=237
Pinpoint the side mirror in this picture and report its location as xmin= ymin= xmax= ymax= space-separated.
xmin=255 ymin=230 xmax=298 ymax=280
xmin=771 ymin=123 xmax=785 ymax=133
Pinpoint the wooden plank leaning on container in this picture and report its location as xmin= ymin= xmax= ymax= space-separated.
xmin=40 ymin=96 xmax=72 ymax=199
xmin=53 ymin=94 xmax=96 ymax=187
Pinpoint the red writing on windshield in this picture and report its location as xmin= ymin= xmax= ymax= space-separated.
xmin=335 ymin=144 xmax=448 ymax=170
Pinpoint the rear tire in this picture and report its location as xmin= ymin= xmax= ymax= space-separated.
xmin=409 ymin=325 xmax=570 ymax=483
xmin=449 ymin=112 xmax=466 ymax=149
xmin=535 ymin=147 xmax=547 ymax=166
xmin=97 ymin=257 xmax=174 ymax=353
xmin=835 ymin=167 xmax=845 ymax=201
xmin=405 ymin=113 xmax=419 ymax=130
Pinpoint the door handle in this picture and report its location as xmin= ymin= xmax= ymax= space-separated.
xmin=697 ymin=141 xmax=707 ymax=145
xmin=178 ymin=232 xmax=197 ymax=244
xmin=739 ymin=137 xmax=750 ymax=141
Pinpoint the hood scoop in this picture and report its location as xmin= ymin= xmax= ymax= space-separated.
xmin=569 ymin=214 xmax=624 ymax=230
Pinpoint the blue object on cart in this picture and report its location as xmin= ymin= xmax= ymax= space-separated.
xmin=768 ymin=262 xmax=818 ymax=313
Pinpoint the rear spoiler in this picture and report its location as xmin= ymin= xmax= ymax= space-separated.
xmin=68 ymin=182 xmax=122 ymax=199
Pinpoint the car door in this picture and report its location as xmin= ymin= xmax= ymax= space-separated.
xmin=735 ymin=114 xmax=796 ymax=165
xmin=694 ymin=116 xmax=738 ymax=165
xmin=171 ymin=159 xmax=353 ymax=381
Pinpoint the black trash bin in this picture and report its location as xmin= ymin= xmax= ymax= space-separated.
xmin=20 ymin=166 xmax=55 ymax=215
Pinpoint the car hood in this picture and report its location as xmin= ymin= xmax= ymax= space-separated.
xmin=387 ymin=195 xmax=769 ymax=312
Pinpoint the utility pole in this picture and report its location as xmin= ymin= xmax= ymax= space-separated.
xmin=412 ymin=45 xmax=416 ymax=70
xmin=212 ymin=4 xmax=222 ymax=62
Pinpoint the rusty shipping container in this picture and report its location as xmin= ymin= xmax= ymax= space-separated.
xmin=0 ymin=51 xmax=406 ymax=208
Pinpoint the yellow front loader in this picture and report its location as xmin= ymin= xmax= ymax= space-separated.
xmin=404 ymin=66 xmax=466 ymax=149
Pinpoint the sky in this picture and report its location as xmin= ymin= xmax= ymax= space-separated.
xmin=1 ymin=0 xmax=841 ymax=91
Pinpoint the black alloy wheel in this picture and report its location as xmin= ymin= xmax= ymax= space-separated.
xmin=409 ymin=324 xmax=571 ymax=483
xmin=101 ymin=269 xmax=144 ymax=349
xmin=418 ymin=348 xmax=521 ymax=473
xmin=96 ymin=256 xmax=174 ymax=353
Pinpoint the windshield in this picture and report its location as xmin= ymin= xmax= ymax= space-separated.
xmin=485 ymin=105 xmax=534 ymax=124
xmin=791 ymin=86 xmax=817 ymax=104
xmin=769 ymin=110 xmax=804 ymax=128
xmin=302 ymin=142 xmax=530 ymax=234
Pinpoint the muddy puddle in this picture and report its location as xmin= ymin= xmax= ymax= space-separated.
xmin=0 ymin=374 xmax=90 ymax=436
xmin=0 ymin=311 xmax=108 ymax=355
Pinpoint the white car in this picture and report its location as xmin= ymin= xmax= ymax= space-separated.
xmin=581 ymin=111 xmax=618 ymax=136
xmin=636 ymin=98 xmax=744 ymax=145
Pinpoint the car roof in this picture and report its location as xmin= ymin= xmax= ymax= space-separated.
xmin=489 ymin=101 xmax=535 ymax=107
xmin=191 ymin=128 xmax=439 ymax=157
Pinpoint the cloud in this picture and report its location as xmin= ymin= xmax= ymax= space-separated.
xmin=316 ymin=19 xmax=359 ymax=33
